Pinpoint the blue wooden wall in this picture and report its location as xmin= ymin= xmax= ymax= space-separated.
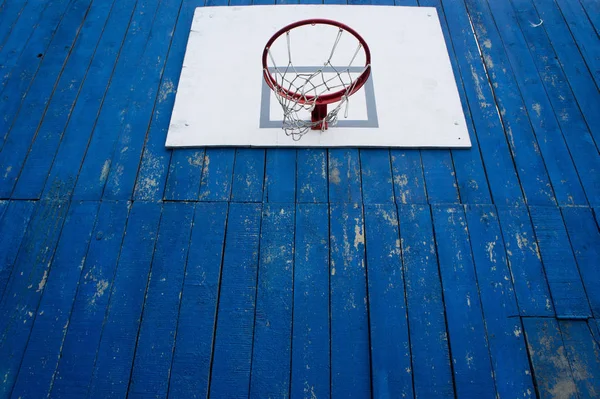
xmin=0 ymin=0 xmax=599 ymax=397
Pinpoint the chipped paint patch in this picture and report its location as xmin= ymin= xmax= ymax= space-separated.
xmin=330 ymin=167 xmax=341 ymax=184
xmin=159 ymin=79 xmax=175 ymax=102
xmin=37 ymin=270 xmax=48 ymax=292
xmin=100 ymin=160 xmax=110 ymax=182
xmin=532 ymin=103 xmax=542 ymax=117
xmin=354 ymin=223 xmax=364 ymax=250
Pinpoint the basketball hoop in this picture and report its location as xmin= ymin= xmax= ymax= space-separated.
xmin=262 ymin=19 xmax=371 ymax=140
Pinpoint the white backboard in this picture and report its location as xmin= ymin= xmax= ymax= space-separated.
xmin=165 ymin=5 xmax=471 ymax=148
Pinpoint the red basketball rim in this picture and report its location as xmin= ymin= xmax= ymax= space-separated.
xmin=262 ymin=18 xmax=371 ymax=106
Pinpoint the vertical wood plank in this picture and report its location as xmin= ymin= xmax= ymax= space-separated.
xmin=432 ymin=205 xmax=496 ymax=398
xmin=482 ymin=0 xmax=589 ymax=206
xmin=71 ymin=0 xmax=162 ymax=200
xmin=249 ymin=204 xmax=295 ymax=398
xmin=529 ymin=206 xmax=591 ymax=318
xmin=398 ymin=204 xmax=454 ymax=398
xmin=264 ymin=149 xmax=296 ymax=202
xmin=134 ymin=1 xmax=204 ymax=202
xmin=11 ymin=0 xmax=116 ymax=200
xmin=297 ymin=149 xmax=327 ymax=203
xmin=510 ymin=0 xmax=600 ymax=205
xmin=496 ymin=206 xmax=554 ymax=316
xmin=0 ymin=201 xmax=69 ymax=397
xmin=439 ymin=0 xmax=524 ymax=206
xmin=209 ymin=202 xmax=262 ymax=398
xmin=40 ymin=0 xmax=138 ymax=200
xmin=559 ymin=320 xmax=600 ymax=398
xmin=231 ymin=148 xmax=266 ymax=203
xmin=291 ymin=203 xmax=330 ymax=398
xmin=464 ymin=0 xmax=557 ymax=206
xmin=465 ymin=205 xmax=536 ymax=398
xmin=128 ymin=202 xmax=194 ymax=398
xmin=102 ymin=0 xmax=185 ymax=200
xmin=10 ymin=201 xmax=99 ymax=399
xmin=360 ymin=149 xmax=395 ymax=204
xmin=526 ymin=0 xmax=600 ymax=152
xmin=0 ymin=0 xmax=95 ymax=198
xmin=87 ymin=201 xmax=162 ymax=398
xmin=328 ymin=149 xmax=362 ymax=204
xmin=169 ymin=202 xmax=228 ymax=398
xmin=523 ymin=318 xmax=578 ymax=399
xmin=198 ymin=148 xmax=235 ymax=201
xmin=329 ymin=203 xmax=370 ymax=397
xmin=391 ymin=151 xmax=427 ymax=205
xmin=364 ymin=204 xmax=413 ymax=398
xmin=554 ymin=0 xmax=600 ymax=87
xmin=49 ymin=200 xmax=129 ymax=398
xmin=0 ymin=201 xmax=35 ymax=298
xmin=561 ymin=206 xmax=600 ymax=317
xmin=0 ymin=0 xmax=68 ymax=144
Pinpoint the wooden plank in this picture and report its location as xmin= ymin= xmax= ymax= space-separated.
xmin=439 ymin=0 xmax=524 ymax=206
xmin=523 ymin=318 xmax=578 ymax=399
xmin=290 ymin=203 xmax=330 ymax=398
xmin=48 ymin=200 xmax=129 ymax=398
xmin=12 ymin=0 xmax=117 ymax=199
xmin=431 ymin=205 xmax=496 ymax=398
xmin=561 ymin=206 xmax=600 ymax=317
xmin=328 ymin=149 xmax=362 ymax=203
xmin=40 ymin=0 xmax=148 ymax=200
xmin=554 ymin=0 xmax=600 ymax=87
xmin=0 ymin=2 xmax=28 ymax=52
xmin=390 ymin=151 xmax=426 ymax=204
xmin=559 ymin=320 xmax=600 ymax=398
xmin=249 ymin=204 xmax=295 ymax=398
xmin=71 ymin=0 xmax=162 ymax=200
xmin=0 ymin=201 xmax=36 ymax=299
xmin=465 ymin=205 xmax=536 ymax=398
xmin=360 ymin=149 xmax=395 ymax=204
xmin=529 ymin=206 xmax=591 ymax=318
xmin=421 ymin=0 xmax=492 ymax=205
xmin=198 ymin=148 xmax=235 ymax=201
xmin=169 ymin=202 xmax=228 ymax=397
xmin=231 ymin=149 xmax=266 ymax=202
xmin=329 ymin=203 xmax=370 ymax=397
xmin=496 ymin=206 xmax=554 ymax=316
xmin=133 ymin=0 xmax=198 ymax=201
xmin=528 ymin=0 xmax=600 ymax=150
xmin=464 ymin=0 xmax=559 ymax=206
xmin=128 ymin=202 xmax=194 ymax=398
xmin=364 ymin=204 xmax=413 ymax=398
xmin=421 ymin=150 xmax=460 ymax=204
xmin=87 ymin=201 xmax=162 ymax=398
xmin=511 ymin=0 xmax=600 ymax=205
xmin=398 ymin=204 xmax=453 ymax=398
xmin=0 ymin=201 xmax=69 ymax=397
xmin=0 ymin=0 xmax=94 ymax=197
xmin=264 ymin=149 xmax=296 ymax=202
xmin=579 ymin=0 xmax=600 ymax=36
xmin=481 ymin=0 xmax=589 ymax=206
xmin=164 ymin=149 xmax=204 ymax=200
xmin=297 ymin=149 xmax=327 ymax=203
xmin=209 ymin=202 xmax=262 ymax=398
xmin=102 ymin=0 xmax=185 ymax=201
xmin=0 ymin=0 xmax=51 ymax=106
xmin=10 ymin=201 xmax=99 ymax=398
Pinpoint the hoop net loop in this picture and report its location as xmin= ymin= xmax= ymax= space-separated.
xmin=262 ymin=19 xmax=371 ymax=141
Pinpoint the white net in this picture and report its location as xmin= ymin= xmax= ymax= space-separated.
xmin=264 ymin=25 xmax=370 ymax=141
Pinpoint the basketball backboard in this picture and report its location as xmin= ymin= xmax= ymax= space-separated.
xmin=165 ymin=5 xmax=471 ymax=148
